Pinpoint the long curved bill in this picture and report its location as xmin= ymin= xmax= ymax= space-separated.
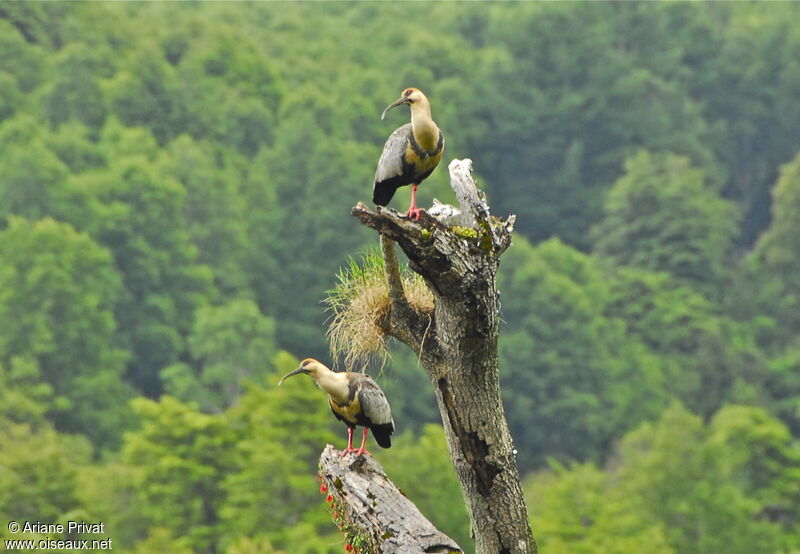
xmin=278 ymin=366 xmax=307 ymax=385
xmin=381 ymin=97 xmax=410 ymax=120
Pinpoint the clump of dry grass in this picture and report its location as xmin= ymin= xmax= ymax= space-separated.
xmin=325 ymin=249 xmax=434 ymax=371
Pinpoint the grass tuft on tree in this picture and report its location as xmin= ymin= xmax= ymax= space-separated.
xmin=325 ymin=249 xmax=433 ymax=371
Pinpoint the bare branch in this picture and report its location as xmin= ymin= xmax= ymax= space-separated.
xmin=379 ymin=234 xmax=408 ymax=309
xmin=448 ymin=158 xmax=485 ymax=228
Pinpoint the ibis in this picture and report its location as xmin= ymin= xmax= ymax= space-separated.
xmin=279 ymin=358 xmax=395 ymax=456
xmin=374 ymin=88 xmax=444 ymax=220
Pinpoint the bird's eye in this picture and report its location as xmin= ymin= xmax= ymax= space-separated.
xmin=404 ymin=89 xmax=413 ymax=97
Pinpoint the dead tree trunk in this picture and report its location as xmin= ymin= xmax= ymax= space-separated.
xmin=351 ymin=159 xmax=536 ymax=554
xmin=318 ymin=445 xmax=463 ymax=553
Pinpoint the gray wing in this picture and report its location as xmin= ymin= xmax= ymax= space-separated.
xmin=358 ymin=376 xmax=394 ymax=427
xmin=374 ymin=123 xmax=411 ymax=184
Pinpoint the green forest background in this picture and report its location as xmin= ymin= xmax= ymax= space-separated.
xmin=1 ymin=2 xmax=800 ymax=553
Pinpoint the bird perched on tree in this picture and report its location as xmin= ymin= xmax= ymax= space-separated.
xmin=279 ymin=358 xmax=394 ymax=456
xmin=374 ymin=88 xmax=444 ymax=220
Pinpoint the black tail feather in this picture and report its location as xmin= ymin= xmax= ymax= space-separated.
xmin=370 ymin=423 xmax=394 ymax=449
xmin=373 ymin=182 xmax=399 ymax=206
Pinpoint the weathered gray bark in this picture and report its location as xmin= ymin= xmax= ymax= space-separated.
xmin=318 ymin=445 xmax=463 ymax=553
xmin=351 ymin=159 xmax=536 ymax=554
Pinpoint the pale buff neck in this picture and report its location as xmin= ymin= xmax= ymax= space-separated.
xmin=315 ymin=368 xmax=350 ymax=404
xmin=410 ymin=99 xmax=439 ymax=152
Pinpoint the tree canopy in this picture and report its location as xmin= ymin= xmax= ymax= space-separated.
xmin=1 ymin=2 xmax=799 ymax=552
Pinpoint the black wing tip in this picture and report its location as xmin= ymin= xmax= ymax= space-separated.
xmin=372 ymin=184 xmax=396 ymax=207
xmin=371 ymin=423 xmax=394 ymax=448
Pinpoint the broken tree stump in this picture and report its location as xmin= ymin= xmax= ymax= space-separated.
xmin=319 ymin=445 xmax=463 ymax=553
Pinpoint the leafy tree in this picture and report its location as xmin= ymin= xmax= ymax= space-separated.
xmin=0 ymin=356 xmax=54 ymax=427
xmin=162 ymin=136 xmax=251 ymax=297
xmin=498 ymin=237 xmax=666 ymax=469
xmin=698 ymin=4 xmax=800 ymax=243
xmin=709 ymin=405 xmax=800 ymax=549
xmin=0 ymin=1 xmax=76 ymax=49
xmin=738 ymin=152 xmax=800 ymax=431
xmin=107 ymin=44 xmax=189 ymax=144
xmin=591 ymin=151 xmax=738 ymax=295
xmin=76 ymin=155 xmax=214 ymax=395
xmin=43 ymin=42 xmax=112 ymax=129
xmin=162 ymin=299 xmax=278 ymax=412
xmin=239 ymin=150 xmax=283 ymax=324
xmin=465 ymin=2 xmax=714 ymax=246
xmin=254 ymin=96 xmax=374 ymax=355
xmin=0 ymin=421 xmax=84 ymax=532
xmin=128 ymin=528 xmax=195 ymax=554
xmin=615 ymin=404 xmax=785 ymax=553
xmin=759 ymin=345 xmax=800 ymax=436
xmin=0 ymin=117 xmax=72 ymax=224
xmin=746 ymin=151 xmax=800 ymax=344
xmin=0 ymin=70 xmax=22 ymax=122
xmin=0 ymin=19 xmax=46 ymax=91
xmin=120 ymin=396 xmax=240 ymax=552
xmin=526 ymin=403 xmax=794 ymax=554
xmin=0 ymin=217 xmax=132 ymax=446
xmin=2 ymin=3 xmax=800 ymax=551
xmin=97 ymin=116 xmax=161 ymax=160
xmin=525 ymin=462 xmax=675 ymax=554
xmin=44 ymin=121 xmax=108 ymax=173
xmin=605 ymin=267 xmax=761 ymax=417
xmin=76 ymin=461 xmax=148 ymax=550
xmin=174 ymin=26 xmax=282 ymax=156
xmin=223 ymin=536 xmax=284 ymax=554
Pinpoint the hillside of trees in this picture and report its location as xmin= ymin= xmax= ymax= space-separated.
xmin=1 ymin=2 xmax=800 ymax=553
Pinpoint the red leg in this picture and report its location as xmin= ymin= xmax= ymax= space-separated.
xmin=406 ymin=183 xmax=421 ymax=220
xmin=339 ymin=427 xmax=356 ymax=457
xmin=354 ymin=428 xmax=372 ymax=456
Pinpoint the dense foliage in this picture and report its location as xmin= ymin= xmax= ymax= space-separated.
xmin=1 ymin=2 xmax=799 ymax=553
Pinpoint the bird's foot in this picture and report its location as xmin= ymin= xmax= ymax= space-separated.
xmin=405 ymin=207 xmax=422 ymax=220
xmin=339 ymin=447 xmax=371 ymax=457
